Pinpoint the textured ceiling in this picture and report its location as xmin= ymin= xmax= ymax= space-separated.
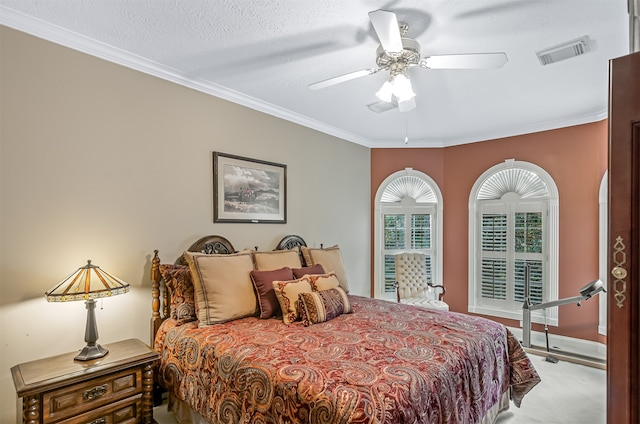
xmin=0 ymin=0 xmax=631 ymax=147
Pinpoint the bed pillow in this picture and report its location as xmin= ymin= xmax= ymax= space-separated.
xmin=300 ymin=245 xmax=350 ymax=292
xmin=158 ymin=264 xmax=197 ymax=325
xmin=250 ymin=267 xmax=294 ymax=319
xmin=298 ymin=287 xmax=352 ymax=326
xmin=183 ymin=251 xmax=258 ymax=325
xmin=307 ymin=272 xmax=340 ymax=291
xmin=272 ymin=276 xmax=313 ymax=324
xmin=253 ymin=249 xmax=302 ymax=271
xmin=292 ymin=264 xmax=325 ymax=278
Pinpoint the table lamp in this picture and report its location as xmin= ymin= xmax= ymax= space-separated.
xmin=45 ymin=260 xmax=130 ymax=361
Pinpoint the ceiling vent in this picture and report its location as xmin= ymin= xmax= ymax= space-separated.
xmin=367 ymin=100 xmax=398 ymax=113
xmin=536 ymin=36 xmax=591 ymax=66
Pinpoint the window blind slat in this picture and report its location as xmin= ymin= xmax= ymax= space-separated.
xmin=481 ymin=258 xmax=507 ymax=300
xmin=384 ymin=214 xmax=405 ymax=249
xmin=411 ymin=214 xmax=431 ymax=249
xmin=482 ymin=214 xmax=507 ymax=252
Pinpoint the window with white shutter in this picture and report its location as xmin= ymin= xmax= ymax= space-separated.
xmin=374 ymin=169 xmax=442 ymax=301
xmin=469 ymin=160 xmax=559 ymax=325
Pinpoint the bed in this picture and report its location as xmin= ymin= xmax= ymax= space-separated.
xmin=150 ymin=235 xmax=540 ymax=424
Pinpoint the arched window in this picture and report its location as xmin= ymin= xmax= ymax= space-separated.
xmin=374 ymin=168 xmax=443 ymax=300
xmin=468 ymin=159 xmax=559 ymax=325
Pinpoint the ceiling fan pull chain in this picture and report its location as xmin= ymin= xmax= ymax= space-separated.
xmin=404 ymin=114 xmax=409 ymax=144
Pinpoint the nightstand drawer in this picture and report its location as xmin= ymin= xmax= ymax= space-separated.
xmin=58 ymin=395 xmax=141 ymax=424
xmin=12 ymin=339 xmax=158 ymax=424
xmin=43 ymin=368 xmax=142 ymax=423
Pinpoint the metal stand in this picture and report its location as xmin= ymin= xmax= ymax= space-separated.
xmin=522 ymin=265 xmax=605 ymax=349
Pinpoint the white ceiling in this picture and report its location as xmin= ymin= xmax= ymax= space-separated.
xmin=0 ymin=1 xmax=631 ymax=148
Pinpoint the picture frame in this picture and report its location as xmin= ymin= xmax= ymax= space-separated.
xmin=213 ymin=152 xmax=287 ymax=223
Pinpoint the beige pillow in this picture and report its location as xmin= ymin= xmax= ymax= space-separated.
xmin=301 ymin=245 xmax=350 ymax=292
xmin=183 ymin=251 xmax=257 ymax=325
xmin=307 ymin=272 xmax=340 ymax=291
xmin=272 ymin=276 xmax=313 ymax=324
xmin=253 ymin=249 xmax=301 ymax=271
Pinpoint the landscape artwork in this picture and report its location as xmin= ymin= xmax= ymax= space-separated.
xmin=213 ymin=152 xmax=286 ymax=223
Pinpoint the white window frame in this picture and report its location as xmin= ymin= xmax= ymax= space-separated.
xmin=598 ymin=171 xmax=608 ymax=336
xmin=374 ymin=168 xmax=443 ymax=301
xmin=468 ymin=159 xmax=559 ymax=326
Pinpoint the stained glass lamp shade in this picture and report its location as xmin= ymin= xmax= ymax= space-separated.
xmin=45 ymin=260 xmax=130 ymax=361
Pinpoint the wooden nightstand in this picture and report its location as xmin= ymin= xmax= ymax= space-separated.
xmin=11 ymin=338 xmax=159 ymax=424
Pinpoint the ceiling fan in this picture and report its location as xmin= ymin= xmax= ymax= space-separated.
xmin=308 ymin=9 xmax=508 ymax=112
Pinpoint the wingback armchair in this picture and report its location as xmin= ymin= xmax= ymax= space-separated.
xmin=394 ymin=252 xmax=449 ymax=311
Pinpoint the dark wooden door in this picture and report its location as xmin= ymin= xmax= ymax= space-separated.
xmin=607 ymin=50 xmax=640 ymax=424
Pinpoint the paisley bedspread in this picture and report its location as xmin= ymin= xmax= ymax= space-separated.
xmin=155 ymin=295 xmax=540 ymax=424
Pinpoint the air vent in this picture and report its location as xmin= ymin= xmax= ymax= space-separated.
xmin=536 ymin=36 xmax=591 ymax=66
xmin=367 ymin=100 xmax=397 ymax=113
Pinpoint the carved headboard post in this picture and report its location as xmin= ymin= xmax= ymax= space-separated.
xmin=150 ymin=250 xmax=163 ymax=346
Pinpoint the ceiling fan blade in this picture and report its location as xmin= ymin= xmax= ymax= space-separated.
xmin=368 ymin=9 xmax=403 ymax=53
xmin=420 ymin=52 xmax=508 ymax=69
xmin=308 ymin=68 xmax=380 ymax=90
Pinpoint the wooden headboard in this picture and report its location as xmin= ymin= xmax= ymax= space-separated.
xmin=274 ymin=234 xmax=307 ymax=250
xmin=150 ymin=234 xmax=307 ymax=344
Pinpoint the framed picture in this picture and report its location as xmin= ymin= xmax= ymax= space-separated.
xmin=213 ymin=152 xmax=287 ymax=223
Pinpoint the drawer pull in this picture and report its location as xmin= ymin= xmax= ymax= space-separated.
xmin=83 ymin=384 xmax=108 ymax=401
xmin=88 ymin=417 xmax=107 ymax=424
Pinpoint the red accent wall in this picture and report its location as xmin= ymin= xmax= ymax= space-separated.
xmin=371 ymin=121 xmax=608 ymax=342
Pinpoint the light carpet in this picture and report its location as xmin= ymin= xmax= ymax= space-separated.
xmin=153 ymin=353 xmax=606 ymax=424
xmin=496 ymin=353 xmax=606 ymax=424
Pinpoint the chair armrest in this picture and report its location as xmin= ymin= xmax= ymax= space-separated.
xmin=428 ymin=282 xmax=446 ymax=301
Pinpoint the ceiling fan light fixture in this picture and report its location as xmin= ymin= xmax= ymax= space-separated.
xmin=376 ymin=80 xmax=394 ymax=102
xmin=393 ymin=74 xmax=415 ymax=101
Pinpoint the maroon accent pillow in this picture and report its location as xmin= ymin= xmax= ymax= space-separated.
xmin=250 ymin=267 xmax=295 ymax=318
xmin=292 ymin=264 xmax=325 ymax=278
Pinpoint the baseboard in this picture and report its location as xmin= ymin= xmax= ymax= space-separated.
xmin=508 ymin=326 xmax=606 ymax=368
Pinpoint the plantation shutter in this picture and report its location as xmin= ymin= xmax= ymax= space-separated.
xmin=479 ymin=204 xmax=544 ymax=308
xmin=481 ymin=213 xmax=508 ymax=300
xmin=383 ymin=214 xmax=405 ymax=293
xmin=382 ymin=210 xmax=434 ymax=293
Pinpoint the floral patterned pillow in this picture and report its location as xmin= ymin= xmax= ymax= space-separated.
xmin=159 ymin=264 xmax=197 ymax=325
xmin=306 ymin=272 xmax=340 ymax=291
xmin=272 ymin=277 xmax=313 ymax=324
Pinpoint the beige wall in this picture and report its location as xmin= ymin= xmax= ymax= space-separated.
xmin=0 ymin=26 xmax=371 ymax=421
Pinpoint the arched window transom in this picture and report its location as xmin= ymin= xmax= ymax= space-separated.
xmin=381 ymin=175 xmax=438 ymax=203
xmin=477 ymin=168 xmax=549 ymax=200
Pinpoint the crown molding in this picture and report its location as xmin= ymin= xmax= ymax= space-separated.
xmin=0 ymin=6 xmax=375 ymax=148
xmin=0 ymin=5 xmax=609 ymax=150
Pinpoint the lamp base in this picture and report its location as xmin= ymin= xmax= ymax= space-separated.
xmin=74 ymin=299 xmax=109 ymax=361
xmin=74 ymin=343 xmax=109 ymax=361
